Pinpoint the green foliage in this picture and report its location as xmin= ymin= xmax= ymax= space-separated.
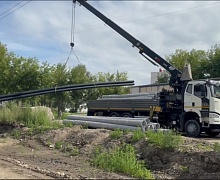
xmin=156 ymin=73 xmax=169 ymax=84
xmin=69 ymin=146 xmax=80 ymax=156
xmin=55 ymin=141 xmax=63 ymax=150
xmin=64 ymin=121 xmax=73 ymax=128
xmin=0 ymin=42 xmax=129 ymax=113
xmin=206 ymin=44 xmax=220 ymax=78
xmin=166 ymin=49 xmax=208 ymax=80
xmin=11 ymin=129 xmax=21 ymax=139
xmin=131 ymin=128 xmax=146 ymax=142
xmin=110 ymin=129 xmax=123 ymax=139
xmin=213 ymin=142 xmax=220 ymax=152
xmin=0 ymin=103 xmax=62 ymax=131
xmin=165 ymin=46 xmax=220 ymax=80
xmin=123 ymin=129 xmax=130 ymax=135
xmin=179 ymin=165 xmax=189 ymax=172
xmin=145 ymin=130 xmax=182 ymax=150
xmin=89 ymin=71 xmax=130 ymax=100
xmin=197 ymin=143 xmax=212 ymax=151
xmin=92 ymin=144 xmax=154 ymax=179
xmin=81 ymin=123 xmax=88 ymax=129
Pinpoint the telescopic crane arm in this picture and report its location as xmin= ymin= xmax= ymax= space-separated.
xmin=73 ymin=0 xmax=184 ymax=89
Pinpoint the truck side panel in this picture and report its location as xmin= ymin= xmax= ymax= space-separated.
xmin=87 ymin=98 xmax=159 ymax=116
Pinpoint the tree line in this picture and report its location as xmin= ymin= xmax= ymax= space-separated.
xmin=2 ymin=42 xmax=220 ymax=112
xmin=0 ymin=42 xmax=130 ymax=113
xmin=156 ymin=44 xmax=220 ymax=83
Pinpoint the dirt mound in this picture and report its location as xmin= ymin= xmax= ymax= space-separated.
xmin=134 ymin=138 xmax=220 ymax=179
xmin=1 ymin=122 xmax=220 ymax=179
xmin=37 ymin=126 xmax=111 ymax=155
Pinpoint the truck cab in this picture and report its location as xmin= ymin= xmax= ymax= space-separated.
xmin=180 ymin=80 xmax=220 ymax=137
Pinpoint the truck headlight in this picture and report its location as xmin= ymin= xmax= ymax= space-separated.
xmin=210 ymin=113 xmax=220 ymax=118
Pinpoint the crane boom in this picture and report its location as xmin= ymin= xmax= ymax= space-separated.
xmin=74 ymin=0 xmax=187 ymax=90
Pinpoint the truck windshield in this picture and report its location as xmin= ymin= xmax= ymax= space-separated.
xmin=212 ymin=85 xmax=220 ymax=98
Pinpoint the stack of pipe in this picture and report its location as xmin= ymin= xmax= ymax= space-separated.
xmin=99 ymin=92 xmax=158 ymax=100
xmin=63 ymin=115 xmax=161 ymax=132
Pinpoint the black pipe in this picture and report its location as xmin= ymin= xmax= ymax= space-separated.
xmin=0 ymin=80 xmax=134 ymax=99
xmin=0 ymin=80 xmax=134 ymax=102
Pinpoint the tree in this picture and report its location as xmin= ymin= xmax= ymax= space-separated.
xmin=69 ymin=64 xmax=91 ymax=112
xmin=206 ymin=44 xmax=220 ymax=78
xmin=50 ymin=63 xmax=71 ymax=115
xmin=165 ymin=49 xmax=208 ymax=80
xmin=93 ymin=71 xmax=130 ymax=98
xmin=0 ymin=43 xmax=17 ymax=94
xmin=38 ymin=62 xmax=56 ymax=107
xmin=0 ymin=41 xmax=135 ymax=113
xmin=156 ymin=73 xmax=169 ymax=83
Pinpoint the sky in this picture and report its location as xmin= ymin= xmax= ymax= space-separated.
xmin=1 ymin=0 xmax=220 ymax=86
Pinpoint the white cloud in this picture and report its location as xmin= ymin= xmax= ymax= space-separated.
xmin=0 ymin=1 xmax=220 ymax=86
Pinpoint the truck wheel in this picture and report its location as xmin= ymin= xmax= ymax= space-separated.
xmin=109 ymin=112 xmax=120 ymax=117
xmin=121 ymin=113 xmax=133 ymax=118
xmin=185 ymin=120 xmax=201 ymax=137
xmin=205 ymin=130 xmax=219 ymax=137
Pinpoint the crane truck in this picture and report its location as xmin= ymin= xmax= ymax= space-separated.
xmin=74 ymin=0 xmax=220 ymax=137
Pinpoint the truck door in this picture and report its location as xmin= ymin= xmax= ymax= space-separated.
xmin=184 ymin=83 xmax=208 ymax=117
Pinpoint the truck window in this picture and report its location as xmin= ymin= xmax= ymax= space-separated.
xmin=194 ymin=84 xmax=206 ymax=97
xmin=186 ymin=84 xmax=192 ymax=94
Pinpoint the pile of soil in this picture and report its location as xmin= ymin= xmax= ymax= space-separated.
xmin=0 ymin=123 xmax=220 ymax=179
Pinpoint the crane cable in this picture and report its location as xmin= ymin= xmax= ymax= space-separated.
xmin=70 ymin=1 xmax=76 ymax=49
xmin=64 ymin=1 xmax=81 ymax=67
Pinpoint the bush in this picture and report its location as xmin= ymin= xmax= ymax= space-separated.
xmin=92 ymin=144 xmax=154 ymax=179
xmin=146 ymin=130 xmax=182 ymax=150
xmin=11 ymin=129 xmax=21 ymax=139
xmin=0 ymin=103 xmax=62 ymax=131
xmin=131 ymin=128 xmax=146 ymax=142
xmin=213 ymin=142 xmax=220 ymax=152
xmin=55 ymin=141 xmax=63 ymax=150
xmin=110 ymin=129 xmax=123 ymax=139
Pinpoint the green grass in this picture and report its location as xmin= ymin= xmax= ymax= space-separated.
xmin=63 ymin=121 xmax=73 ymax=128
xmin=69 ymin=146 xmax=80 ymax=156
xmin=123 ymin=129 xmax=130 ymax=135
xmin=92 ymin=144 xmax=154 ymax=179
xmin=0 ymin=103 xmax=68 ymax=136
xmin=11 ymin=129 xmax=21 ymax=139
xmin=0 ymin=103 xmax=51 ymax=127
xmin=213 ymin=142 xmax=220 ymax=152
xmin=179 ymin=165 xmax=189 ymax=172
xmin=145 ymin=130 xmax=182 ymax=150
xmin=131 ymin=128 xmax=145 ymax=142
xmin=55 ymin=141 xmax=63 ymax=150
xmin=110 ymin=129 xmax=123 ymax=139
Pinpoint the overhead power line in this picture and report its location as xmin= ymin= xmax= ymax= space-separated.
xmin=0 ymin=1 xmax=24 ymax=17
xmin=3 ymin=1 xmax=220 ymax=43
xmin=0 ymin=1 xmax=31 ymax=21
xmin=123 ymin=1 xmax=220 ymax=24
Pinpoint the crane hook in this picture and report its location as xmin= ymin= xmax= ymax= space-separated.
xmin=70 ymin=42 xmax=74 ymax=48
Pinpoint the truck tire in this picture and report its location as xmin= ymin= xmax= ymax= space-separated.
xmin=109 ymin=112 xmax=120 ymax=117
xmin=185 ymin=120 xmax=201 ymax=137
xmin=121 ymin=113 xmax=133 ymax=118
xmin=205 ymin=130 xmax=219 ymax=137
